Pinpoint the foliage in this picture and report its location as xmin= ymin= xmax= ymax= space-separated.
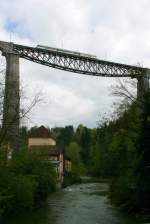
xmin=75 ymin=125 xmax=92 ymax=166
xmin=135 ymin=93 xmax=150 ymax=212
xmin=0 ymin=150 xmax=56 ymax=218
xmin=51 ymin=126 xmax=74 ymax=146
xmin=88 ymin=94 xmax=150 ymax=215
xmin=63 ymin=142 xmax=84 ymax=186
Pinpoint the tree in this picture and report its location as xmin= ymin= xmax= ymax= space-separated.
xmin=0 ymin=150 xmax=56 ymax=217
xmin=75 ymin=125 xmax=92 ymax=166
xmin=67 ymin=142 xmax=81 ymax=168
xmin=65 ymin=142 xmax=83 ymax=184
xmin=136 ymin=93 xmax=150 ymax=212
xmin=51 ymin=126 xmax=74 ymax=146
xmin=110 ymin=78 xmax=137 ymax=103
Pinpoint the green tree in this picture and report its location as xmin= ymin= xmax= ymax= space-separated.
xmin=52 ymin=126 xmax=74 ymax=146
xmin=136 ymin=93 xmax=150 ymax=212
xmin=0 ymin=149 xmax=57 ymax=218
xmin=75 ymin=125 xmax=92 ymax=166
xmin=65 ymin=142 xmax=84 ymax=184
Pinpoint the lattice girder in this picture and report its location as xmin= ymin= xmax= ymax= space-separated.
xmin=13 ymin=44 xmax=146 ymax=78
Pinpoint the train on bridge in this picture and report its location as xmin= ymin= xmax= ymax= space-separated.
xmin=36 ymin=45 xmax=97 ymax=59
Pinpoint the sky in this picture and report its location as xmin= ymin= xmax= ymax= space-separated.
xmin=0 ymin=0 xmax=150 ymax=128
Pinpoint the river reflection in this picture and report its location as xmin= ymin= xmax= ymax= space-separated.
xmin=4 ymin=182 xmax=142 ymax=224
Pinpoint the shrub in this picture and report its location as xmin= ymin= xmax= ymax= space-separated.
xmin=0 ymin=149 xmax=56 ymax=218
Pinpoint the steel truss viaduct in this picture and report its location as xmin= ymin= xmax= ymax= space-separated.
xmin=0 ymin=41 xmax=149 ymax=151
xmin=14 ymin=43 xmax=146 ymax=78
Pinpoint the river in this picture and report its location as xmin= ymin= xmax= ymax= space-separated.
xmin=4 ymin=182 xmax=143 ymax=224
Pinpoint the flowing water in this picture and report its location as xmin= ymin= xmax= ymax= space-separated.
xmin=4 ymin=182 xmax=144 ymax=224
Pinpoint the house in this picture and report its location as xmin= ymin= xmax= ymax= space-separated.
xmin=28 ymin=126 xmax=56 ymax=147
xmin=28 ymin=126 xmax=64 ymax=184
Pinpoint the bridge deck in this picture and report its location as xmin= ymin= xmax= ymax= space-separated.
xmin=13 ymin=43 xmax=146 ymax=78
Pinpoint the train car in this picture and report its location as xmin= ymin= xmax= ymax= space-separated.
xmin=36 ymin=45 xmax=97 ymax=59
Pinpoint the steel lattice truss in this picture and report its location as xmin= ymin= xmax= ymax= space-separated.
xmin=13 ymin=44 xmax=146 ymax=78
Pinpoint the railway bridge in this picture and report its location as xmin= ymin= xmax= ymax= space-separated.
xmin=0 ymin=40 xmax=149 ymax=150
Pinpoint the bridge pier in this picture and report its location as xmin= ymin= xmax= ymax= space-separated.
xmin=137 ymin=69 xmax=150 ymax=99
xmin=0 ymin=42 xmax=20 ymax=151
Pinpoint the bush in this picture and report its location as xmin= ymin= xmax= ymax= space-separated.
xmin=0 ymin=149 xmax=57 ymax=218
xmin=7 ymin=175 xmax=37 ymax=213
xmin=9 ymin=151 xmax=57 ymax=201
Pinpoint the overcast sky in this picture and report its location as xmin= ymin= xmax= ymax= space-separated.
xmin=0 ymin=0 xmax=150 ymax=128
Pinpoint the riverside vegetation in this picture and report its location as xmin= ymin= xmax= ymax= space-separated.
xmin=0 ymin=150 xmax=56 ymax=219
xmin=51 ymin=93 xmax=150 ymax=216
xmin=0 ymin=92 xmax=150 ymax=219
